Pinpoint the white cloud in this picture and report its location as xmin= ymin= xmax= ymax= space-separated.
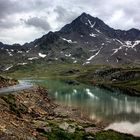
xmin=0 ymin=0 xmax=140 ymax=44
xmin=0 ymin=26 xmax=46 ymax=44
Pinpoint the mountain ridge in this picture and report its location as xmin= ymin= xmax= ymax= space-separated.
xmin=0 ymin=12 xmax=140 ymax=71
xmin=58 ymin=13 xmax=140 ymax=41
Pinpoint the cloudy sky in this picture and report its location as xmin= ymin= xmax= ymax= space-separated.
xmin=0 ymin=0 xmax=139 ymax=44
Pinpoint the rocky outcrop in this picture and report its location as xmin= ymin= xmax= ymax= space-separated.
xmin=77 ymin=67 xmax=140 ymax=95
xmin=94 ymin=68 xmax=140 ymax=81
xmin=0 ymin=76 xmax=18 ymax=88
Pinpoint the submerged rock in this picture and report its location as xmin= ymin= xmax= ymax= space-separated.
xmin=64 ymin=80 xmax=79 ymax=85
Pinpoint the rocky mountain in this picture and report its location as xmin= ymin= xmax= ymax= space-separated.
xmin=0 ymin=12 xmax=140 ymax=71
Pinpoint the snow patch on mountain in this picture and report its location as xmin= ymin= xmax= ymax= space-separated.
xmin=112 ymin=40 xmax=140 ymax=56
xmin=38 ymin=53 xmax=46 ymax=58
xmin=17 ymin=63 xmax=28 ymax=65
xmin=114 ymin=39 xmax=124 ymax=45
xmin=95 ymin=29 xmax=101 ymax=33
xmin=65 ymin=54 xmax=71 ymax=57
xmin=73 ymin=60 xmax=77 ymax=63
xmin=83 ymin=61 xmax=90 ymax=65
xmin=28 ymin=57 xmax=39 ymax=60
xmin=87 ymin=47 xmax=103 ymax=61
xmin=88 ymin=20 xmax=96 ymax=28
xmin=4 ymin=65 xmax=13 ymax=71
xmin=6 ymin=49 xmax=13 ymax=56
xmin=89 ymin=33 xmax=97 ymax=37
xmin=62 ymin=38 xmax=77 ymax=43
xmin=125 ymin=40 xmax=140 ymax=48
xmin=17 ymin=51 xmax=22 ymax=53
xmin=112 ymin=46 xmax=123 ymax=55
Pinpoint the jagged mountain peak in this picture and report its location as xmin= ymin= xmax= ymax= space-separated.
xmin=59 ymin=13 xmax=140 ymax=41
xmin=78 ymin=12 xmax=97 ymax=22
xmin=59 ymin=13 xmax=104 ymax=33
xmin=79 ymin=12 xmax=88 ymax=17
xmin=58 ymin=12 xmax=117 ymax=41
xmin=78 ymin=12 xmax=101 ymax=25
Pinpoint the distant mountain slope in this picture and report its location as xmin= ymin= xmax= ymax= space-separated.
xmin=0 ymin=12 xmax=140 ymax=71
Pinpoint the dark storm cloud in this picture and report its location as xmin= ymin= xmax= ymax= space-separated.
xmin=0 ymin=0 xmax=52 ymax=28
xmin=24 ymin=17 xmax=51 ymax=31
xmin=0 ymin=0 xmax=20 ymax=28
xmin=0 ymin=0 xmax=18 ymax=18
xmin=0 ymin=0 xmax=51 ymax=18
xmin=0 ymin=0 xmax=30 ymax=19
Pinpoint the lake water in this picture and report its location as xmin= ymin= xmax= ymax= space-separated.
xmin=33 ymin=79 xmax=140 ymax=137
xmin=0 ymin=78 xmax=140 ymax=136
xmin=0 ymin=80 xmax=33 ymax=95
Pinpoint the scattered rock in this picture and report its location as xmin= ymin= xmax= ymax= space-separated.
xmin=32 ymin=120 xmax=48 ymax=128
xmin=59 ymin=122 xmax=76 ymax=133
xmin=86 ymin=136 xmax=95 ymax=139
xmin=27 ymin=136 xmax=37 ymax=140
xmin=77 ymin=125 xmax=84 ymax=130
xmin=59 ymin=122 xmax=69 ymax=130
xmin=36 ymin=127 xmax=52 ymax=133
xmin=68 ymin=125 xmax=76 ymax=133
xmin=85 ymin=127 xmax=99 ymax=133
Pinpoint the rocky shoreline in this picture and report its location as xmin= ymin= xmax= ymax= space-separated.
xmin=0 ymin=78 xmax=139 ymax=139
xmin=0 ymin=85 xmax=103 ymax=139
xmin=95 ymin=83 xmax=140 ymax=97
xmin=77 ymin=67 xmax=140 ymax=96
xmin=0 ymin=76 xmax=18 ymax=88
